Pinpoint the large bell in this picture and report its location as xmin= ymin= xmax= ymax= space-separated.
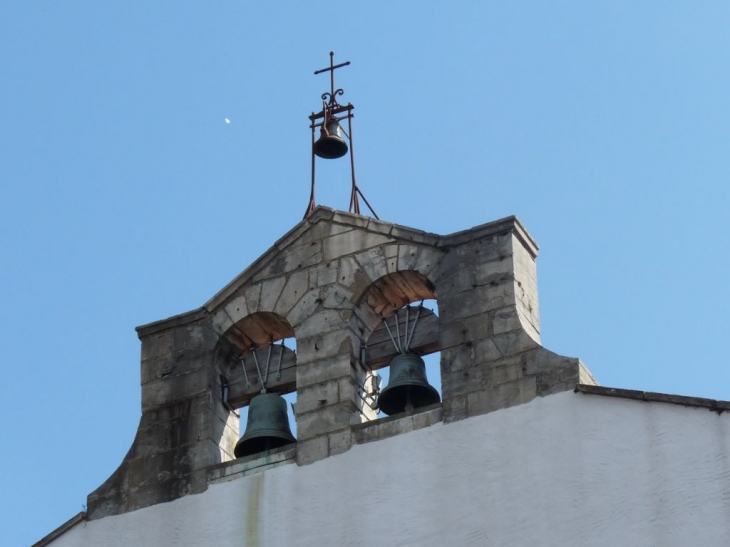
xmin=234 ymin=393 xmax=296 ymax=458
xmin=313 ymin=119 xmax=348 ymax=159
xmin=377 ymin=353 xmax=440 ymax=416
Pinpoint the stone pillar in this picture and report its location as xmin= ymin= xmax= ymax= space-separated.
xmin=86 ymin=311 xmax=237 ymax=519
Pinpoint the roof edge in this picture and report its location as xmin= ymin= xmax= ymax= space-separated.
xmin=135 ymin=307 xmax=208 ymax=338
xmin=32 ymin=512 xmax=86 ymax=547
xmin=202 ymin=206 xmax=444 ymax=312
xmin=575 ymin=384 xmax=730 ymax=412
xmin=439 ymin=215 xmax=539 ymax=257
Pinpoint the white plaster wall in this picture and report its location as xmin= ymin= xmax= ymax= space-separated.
xmin=51 ymin=392 xmax=730 ymax=547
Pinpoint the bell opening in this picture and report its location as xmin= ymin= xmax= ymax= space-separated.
xmin=376 ymin=353 xmax=441 ymax=416
xmin=234 ymin=391 xmax=297 ymax=459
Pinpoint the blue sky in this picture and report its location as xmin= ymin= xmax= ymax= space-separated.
xmin=3 ymin=2 xmax=729 ymax=545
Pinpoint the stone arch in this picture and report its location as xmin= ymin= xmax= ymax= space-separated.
xmin=216 ymin=312 xmax=297 ymax=410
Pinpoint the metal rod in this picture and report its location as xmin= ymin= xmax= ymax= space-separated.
xmin=240 ymin=355 xmax=251 ymax=388
xmin=404 ymin=306 xmax=410 ymax=350
xmin=381 ymin=315 xmax=401 ymax=353
xmin=356 ymin=186 xmax=379 ymax=219
xmin=252 ymin=348 xmax=266 ymax=393
xmin=405 ymin=304 xmax=422 ymax=350
xmin=393 ymin=309 xmax=403 ymax=353
xmin=347 ymin=113 xmax=360 ymax=214
xmin=263 ymin=342 xmax=273 ymax=385
xmin=305 ymin=120 xmax=316 ymax=218
xmin=276 ymin=340 xmax=284 ymax=380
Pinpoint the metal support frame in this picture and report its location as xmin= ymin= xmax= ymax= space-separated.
xmin=304 ymin=52 xmax=379 ymax=219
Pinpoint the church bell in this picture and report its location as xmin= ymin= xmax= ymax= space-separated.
xmin=234 ymin=392 xmax=296 ymax=458
xmin=377 ymin=353 xmax=441 ymax=416
xmin=313 ymin=119 xmax=348 ymax=159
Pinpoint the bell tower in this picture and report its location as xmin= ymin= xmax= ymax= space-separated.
xmin=80 ymin=53 xmax=596 ymax=520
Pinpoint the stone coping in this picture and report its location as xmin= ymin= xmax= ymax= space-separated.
xmin=32 ymin=511 xmax=86 ymax=547
xmin=352 ymin=403 xmax=443 ymax=445
xmin=575 ymin=384 xmax=730 ymax=413
xmin=208 ymin=444 xmax=297 ymax=485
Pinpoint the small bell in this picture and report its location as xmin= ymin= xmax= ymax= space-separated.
xmin=313 ymin=119 xmax=348 ymax=159
xmin=234 ymin=393 xmax=296 ymax=458
xmin=377 ymin=353 xmax=440 ymax=416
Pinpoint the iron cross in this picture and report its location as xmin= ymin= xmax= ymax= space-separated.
xmin=314 ymin=51 xmax=350 ymax=105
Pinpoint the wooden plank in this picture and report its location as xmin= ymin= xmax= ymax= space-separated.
xmin=226 ymin=345 xmax=297 ymax=408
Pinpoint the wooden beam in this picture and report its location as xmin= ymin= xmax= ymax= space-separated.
xmin=226 ymin=346 xmax=297 ymax=408
xmin=365 ymin=308 xmax=440 ymax=370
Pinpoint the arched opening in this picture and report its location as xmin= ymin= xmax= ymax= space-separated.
xmin=217 ymin=312 xmax=298 ymax=459
xmin=354 ymin=271 xmax=441 ymax=421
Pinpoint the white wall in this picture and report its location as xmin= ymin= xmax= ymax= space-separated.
xmin=51 ymin=391 xmax=730 ymax=547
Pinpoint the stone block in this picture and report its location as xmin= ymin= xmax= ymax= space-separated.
xmin=321 ymin=284 xmax=354 ymax=310
xmin=172 ymin=323 xmax=218 ymax=352
xmin=442 ymin=356 xmax=523 ymax=397
xmin=390 ymin=224 xmax=439 ymax=246
xmin=308 ymin=261 xmax=339 ymax=288
xmin=323 ymin=230 xmax=395 ymax=261
xmin=331 ymin=210 xmax=369 ymax=228
xmin=296 ymin=436 xmax=329 ymax=466
xmin=258 ymin=276 xmax=287 ymax=312
xmin=336 ymin=256 xmax=359 ymax=288
xmin=328 ymin=429 xmax=352 ymax=456
xmin=466 ymin=376 xmax=537 ymax=418
xmin=377 ymin=415 xmax=414 ymax=439
xmin=224 ymin=295 xmax=249 ymax=325
xmin=141 ymin=367 xmax=212 ymax=410
xmin=438 ymin=267 xmax=476 ymax=297
xmin=244 ymin=283 xmax=262 ymax=314
xmin=295 ymin=309 xmax=348 ymax=339
xmin=411 ymin=245 xmax=442 ymax=278
xmin=296 ymin=403 xmax=352 ymax=439
xmin=257 ymin=240 xmax=323 ymax=280
xmin=141 ymin=349 xmax=212 ymax=385
xmin=285 ymin=287 xmax=322 ymax=329
xmin=492 ymin=306 xmax=523 ymax=335
xmin=295 ymin=379 xmax=341 ymax=415
xmin=273 ymin=270 xmax=309 ymax=317
xmin=411 ymin=406 xmax=443 ymax=430
xmin=354 ymin=246 xmax=388 ymax=282
xmin=492 ymin=328 xmax=540 ymax=356
xmin=210 ymin=308 xmax=234 ymax=335
xmin=296 ymin=354 xmax=354 ymax=388
xmin=140 ymin=329 xmax=174 ymax=361
xmin=365 ymin=217 xmax=393 ymax=235
xmin=295 ymin=328 xmax=358 ymax=365
xmin=442 ymin=394 xmax=468 ymax=423
xmin=352 ymin=423 xmax=381 ymax=444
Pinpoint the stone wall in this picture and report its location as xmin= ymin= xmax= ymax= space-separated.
xmin=85 ymin=206 xmax=595 ymax=519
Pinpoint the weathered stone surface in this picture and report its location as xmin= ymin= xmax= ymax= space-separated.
xmin=295 ymin=379 xmax=341 ymax=415
xmin=296 ymin=354 xmax=354 ymax=389
xmin=273 ymin=270 xmax=308 ymax=317
xmin=323 ymin=230 xmax=395 ymax=261
xmin=466 ymin=376 xmax=538 ymax=417
xmin=223 ymin=295 xmax=248 ymax=325
xmin=258 ymin=276 xmax=287 ymax=312
xmin=295 ymin=328 xmax=358 ymax=366
xmin=87 ymin=207 xmax=594 ymax=523
xmin=328 ymin=429 xmax=352 ymax=456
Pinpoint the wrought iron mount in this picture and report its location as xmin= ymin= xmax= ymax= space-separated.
xmin=304 ymin=52 xmax=378 ymax=220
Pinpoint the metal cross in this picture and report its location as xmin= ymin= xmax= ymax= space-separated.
xmin=314 ymin=51 xmax=350 ymax=107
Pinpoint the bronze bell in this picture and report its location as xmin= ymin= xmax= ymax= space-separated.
xmin=234 ymin=393 xmax=296 ymax=458
xmin=377 ymin=353 xmax=440 ymax=416
xmin=313 ymin=119 xmax=348 ymax=159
